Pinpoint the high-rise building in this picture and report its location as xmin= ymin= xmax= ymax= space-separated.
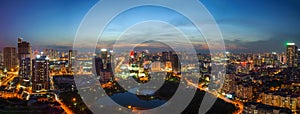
xmin=18 ymin=38 xmax=31 ymax=60
xmin=3 ymin=47 xmax=17 ymax=71
xmin=101 ymin=48 xmax=108 ymax=69
xmin=286 ymin=43 xmax=298 ymax=68
xmin=93 ymin=57 xmax=103 ymax=76
xmin=18 ymin=38 xmax=32 ymax=81
xmin=32 ymin=55 xmax=50 ymax=92
xmin=162 ymin=51 xmax=172 ymax=62
xmin=68 ymin=50 xmax=77 ymax=72
xmin=19 ymin=58 xmax=31 ymax=80
xmin=171 ymin=54 xmax=181 ymax=74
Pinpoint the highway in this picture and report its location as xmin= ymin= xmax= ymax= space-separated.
xmin=114 ymin=57 xmax=125 ymax=73
xmin=0 ymin=71 xmax=18 ymax=86
xmin=185 ymin=78 xmax=244 ymax=114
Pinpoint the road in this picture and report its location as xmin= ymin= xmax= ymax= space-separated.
xmin=185 ymin=78 xmax=244 ymax=114
xmin=57 ymin=98 xmax=74 ymax=114
xmin=0 ymin=71 xmax=18 ymax=86
xmin=114 ymin=57 xmax=125 ymax=73
xmin=30 ymin=92 xmax=74 ymax=114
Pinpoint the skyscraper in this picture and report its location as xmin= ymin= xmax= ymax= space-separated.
xmin=68 ymin=50 xmax=77 ymax=72
xmin=93 ymin=57 xmax=103 ymax=76
xmin=101 ymin=48 xmax=108 ymax=69
xmin=18 ymin=38 xmax=31 ymax=60
xmin=32 ymin=55 xmax=50 ymax=92
xmin=3 ymin=47 xmax=17 ymax=71
xmin=162 ymin=51 xmax=172 ymax=62
xmin=18 ymin=38 xmax=32 ymax=80
xmin=171 ymin=54 xmax=181 ymax=74
xmin=19 ymin=58 xmax=31 ymax=80
xmin=286 ymin=43 xmax=298 ymax=68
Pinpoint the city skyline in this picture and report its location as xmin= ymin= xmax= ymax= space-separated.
xmin=0 ymin=0 xmax=300 ymax=53
xmin=1 ymin=1 xmax=300 ymax=114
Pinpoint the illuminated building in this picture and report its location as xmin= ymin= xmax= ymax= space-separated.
xmin=150 ymin=61 xmax=161 ymax=72
xmin=19 ymin=58 xmax=31 ymax=81
xmin=253 ymin=55 xmax=262 ymax=67
xmin=243 ymin=102 xmax=292 ymax=114
xmin=3 ymin=47 xmax=17 ymax=71
xmin=222 ymin=74 xmax=236 ymax=94
xmin=93 ymin=57 xmax=103 ymax=76
xmin=260 ymin=92 xmax=300 ymax=112
xmin=162 ymin=51 xmax=172 ymax=62
xmin=43 ymin=49 xmax=59 ymax=60
xmin=18 ymin=38 xmax=32 ymax=82
xmin=32 ymin=55 xmax=50 ymax=92
xmin=68 ymin=50 xmax=77 ymax=72
xmin=18 ymin=38 xmax=32 ymax=60
xmin=165 ymin=61 xmax=172 ymax=71
xmin=286 ymin=43 xmax=298 ymax=68
xmin=236 ymin=84 xmax=253 ymax=101
xmin=280 ymin=52 xmax=287 ymax=64
xmin=101 ymin=48 xmax=108 ymax=69
xmin=99 ymin=70 xmax=113 ymax=82
xmin=171 ymin=54 xmax=181 ymax=74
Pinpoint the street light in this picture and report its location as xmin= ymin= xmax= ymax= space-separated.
xmin=72 ymin=97 xmax=76 ymax=102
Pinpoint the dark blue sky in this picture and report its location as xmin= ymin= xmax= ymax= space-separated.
xmin=0 ymin=0 xmax=300 ymax=53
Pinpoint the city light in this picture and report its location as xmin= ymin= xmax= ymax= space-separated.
xmin=0 ymin=1 xmax=299 ymax=114
xmin=286 ymin=42 xmax=295 ymax=46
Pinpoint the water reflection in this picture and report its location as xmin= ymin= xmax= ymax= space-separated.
xmin=101 ymin=73 xmax=180 ymax=110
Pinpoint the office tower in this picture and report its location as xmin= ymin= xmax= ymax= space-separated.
xmin=32 ymin=55 xmax=50 ymax=92
xmin=68 ymin=50 xmax=77 ymax=72
xmin=162 ymin=51 xmax=172 ymax=62
xmin=171 ymin=54 xmax=181 ymax=74
xmin=3 ymin=47 xmax=17 ymax=71
xmin=18 ymin=38 xmax=31 ymax=60
xmin=93 ymin=57 xmax=103 ymax=76
xmin=18 ymin=38 xmax=32 ymax=80
xmin=19 ymin=58 xmax=31 ymax=80
xmin=101 ymin=48 xmax=108 ymax=69
xmin=286 ymin=43 xmax=298 ymax=68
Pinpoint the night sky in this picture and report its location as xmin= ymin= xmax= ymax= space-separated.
xmin=0 ymin=0 xmax=300 ymax=53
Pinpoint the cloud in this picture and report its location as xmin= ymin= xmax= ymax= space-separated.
xmin=224 ymin=34 xmax=300 ymax=53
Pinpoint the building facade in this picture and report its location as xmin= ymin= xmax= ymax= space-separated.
xmin=32 ymin=55 xmax=50 ymax=92
xmin=286 ymin=43 xmax=298 ymax=68
xmin=3 ymin=47 xmax=17 ymax=71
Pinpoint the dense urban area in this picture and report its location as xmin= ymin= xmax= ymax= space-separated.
xmin=0 ymin=38 xmax=299 ymax=114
